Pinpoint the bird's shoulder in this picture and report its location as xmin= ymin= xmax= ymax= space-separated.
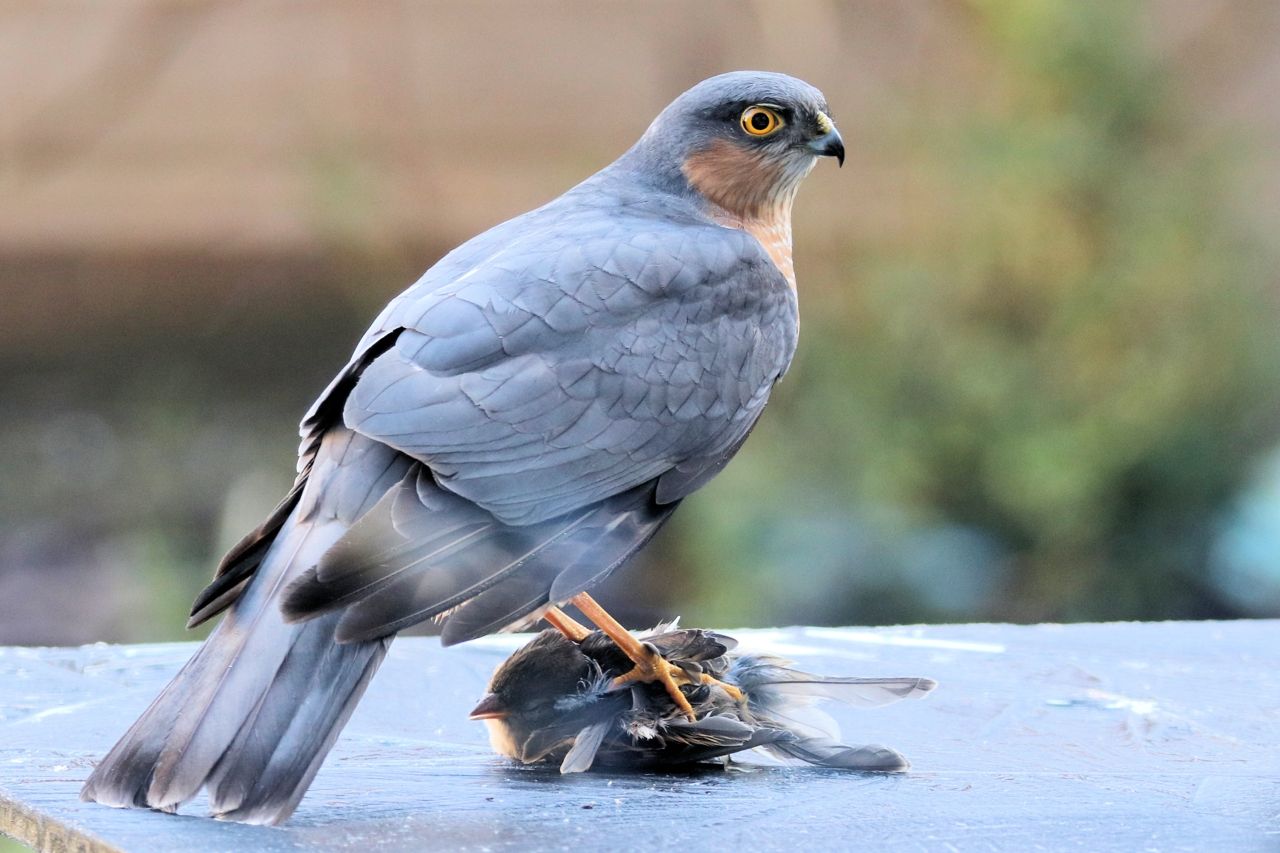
xmin=371 ymin=175 xmax=789 ymax=339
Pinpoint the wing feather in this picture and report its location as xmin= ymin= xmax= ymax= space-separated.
xmin=281 ymin=469 xmax=676 ymax=644
xmin=341 ymin=212 xmax=797 ymax=526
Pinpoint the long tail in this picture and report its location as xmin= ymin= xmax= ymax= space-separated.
xmin=81 ymin=433 xmax=407 ymax=825
xmin=80 ymin=425 xmax=672 ymax=823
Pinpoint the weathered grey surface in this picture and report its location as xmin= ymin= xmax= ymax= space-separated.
xmin=1 ymin=621 xmax=1276 ymax=852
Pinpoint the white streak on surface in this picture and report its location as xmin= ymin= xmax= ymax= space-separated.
xmin=800 ymin=627 xmax=1006 ymax=655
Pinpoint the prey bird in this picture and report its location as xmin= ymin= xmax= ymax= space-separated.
xmin=81 ymin=71 xmax=845 ymax=824
xmin=471 ymin=609 xmax=937 ymax=774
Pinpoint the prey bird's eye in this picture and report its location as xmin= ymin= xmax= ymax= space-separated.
xmin=740 ymin=106 xmax=783 ymax=137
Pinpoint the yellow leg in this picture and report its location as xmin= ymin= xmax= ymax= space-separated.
xmin=700 ymin=672 xmax=745 ymax=703
xmin=543 ymin=605 xmax=591 ymax=642
xmin=569 ymin=592 xmax=698 ymax=720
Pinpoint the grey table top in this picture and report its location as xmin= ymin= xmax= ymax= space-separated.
xmin=1 ymin=620 xmax=1277 ymax=852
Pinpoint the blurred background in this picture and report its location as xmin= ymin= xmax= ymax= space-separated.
xmin=2 ymin=0 xmax=1279 ymax=646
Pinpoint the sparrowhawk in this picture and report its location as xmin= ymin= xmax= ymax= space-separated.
xmin=81 ymin=70 xmax=844 ymax=824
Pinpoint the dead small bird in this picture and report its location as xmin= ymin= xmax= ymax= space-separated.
xmin=469 ymin=608 xmax=936 ymax=774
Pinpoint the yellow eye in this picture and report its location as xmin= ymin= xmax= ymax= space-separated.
xmin=740 ymin=106 xmax=783 ymax=137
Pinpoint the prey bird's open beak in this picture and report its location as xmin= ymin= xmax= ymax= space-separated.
xmin=468 ymin=693 xmax=509 ymax=720
xmin=809 ymin=111 xmax=844 ymax=167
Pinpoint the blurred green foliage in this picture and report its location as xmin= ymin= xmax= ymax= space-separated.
xmin=675 ymin=0 xmax=1280 ymax=626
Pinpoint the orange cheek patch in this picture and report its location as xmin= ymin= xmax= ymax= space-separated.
xmin=682 ymin=139 xmax=783 ymax=220
xmin=682 ymin=140 xmax=797 ymax=288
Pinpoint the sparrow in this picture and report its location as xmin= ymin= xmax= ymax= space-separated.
xmin=470 ymin=608 xmax=936 ymax=774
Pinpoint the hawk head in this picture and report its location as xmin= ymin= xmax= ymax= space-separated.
xmin=621 ymin=71 xmax=843 ymax=223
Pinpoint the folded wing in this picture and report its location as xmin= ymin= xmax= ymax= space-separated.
xmin=282 ymin=467 xmax=676 ymax=645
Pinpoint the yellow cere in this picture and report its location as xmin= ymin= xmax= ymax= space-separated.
xmin=816 ymin=111 xmax=834 ymax=135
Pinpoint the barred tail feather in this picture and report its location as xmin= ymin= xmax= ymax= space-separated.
xmin=81 ymin=505 xmax=388 ymax=825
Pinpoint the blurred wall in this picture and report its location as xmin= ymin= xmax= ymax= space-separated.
xmin=2 ymin=1 xmax=1279 ymax=644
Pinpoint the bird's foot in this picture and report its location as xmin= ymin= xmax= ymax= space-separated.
xmin=610 ymin=646 xmax=698 ymax=720
xmin=566 ymin=592 xmax=700 ymax=719
xmin=699 ymin=673 xmax=745 ymax=703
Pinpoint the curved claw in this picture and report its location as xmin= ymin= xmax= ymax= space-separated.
xmin=701 ymin=673 xmax=744 ymax=703
xmin=611 ymin=651 xmax=697 ymax=720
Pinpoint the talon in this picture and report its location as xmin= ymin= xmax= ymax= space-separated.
xmin=610 ymin=647 xmax=698 ymax=720
xmin=701 ymin=673 xmax=744 ymax=703
xmin=568 ymin=592 xmax=701 ymax=720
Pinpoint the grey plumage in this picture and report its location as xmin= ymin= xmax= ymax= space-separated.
xmin=81 ymin=71 xmax=842 ymax=824
xmin=282 ymin=469 xmax=675 ymax=645
xmin=340 ymin=201 xmax=796 ymax=526
xmin=83 ymin=429 xmax=403 ymax=823
xmin=474 ymin=627 xmax=936 ymax=773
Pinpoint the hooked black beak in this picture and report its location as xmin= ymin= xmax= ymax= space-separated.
xmin=809 ymin=128 xmax=845 ymax=167
xmin=468 ymin=693 xmax=509 ymax=720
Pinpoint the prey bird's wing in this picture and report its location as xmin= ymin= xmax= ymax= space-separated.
xmin=730 ymin=655 xmax=937 ymax=708
xmin=757 ymin=673 xmax=938 ymax=708
xmin=340 ymin=197 xmax=798 ymax=527
xmin=765 ymin=738 xmax=911 ymax=772
xmin=642 ymin=628 xmax=737 ymax=663
xmin=559 ymin=721 xmax=612 ymax=774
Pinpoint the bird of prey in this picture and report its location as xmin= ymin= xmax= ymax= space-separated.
xmin=470 ymin=610 xmax=936 ymax=774
xmin=81 ymin=70 xmax=845 ymax=824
